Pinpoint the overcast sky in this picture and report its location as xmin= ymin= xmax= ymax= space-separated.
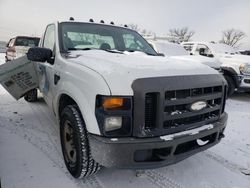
xmin=0 ymin=0 xmax=249 ymax=48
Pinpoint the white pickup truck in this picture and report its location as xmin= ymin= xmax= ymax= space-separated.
xmin=182 ymin=42 xmax=250 ymax=96
xmin=148 ymin=40 xmax=222 ymax=70
xmin=0 ymin=20 xmax=228 ymax=179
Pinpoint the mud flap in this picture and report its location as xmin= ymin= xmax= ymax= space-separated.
xmin=0 ymin=56 xmax=38 ymax=100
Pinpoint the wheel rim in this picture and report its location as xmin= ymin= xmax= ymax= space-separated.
xmin=63 ymin=120 xmax=77 ymax=167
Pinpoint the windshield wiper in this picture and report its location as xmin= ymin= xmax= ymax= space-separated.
xmin=103 ymin=49 xmax=124 ymax=54
xmin=67 ymin=47 xmax=93 ymax=51
xmin=126 ymin=50 xmax=158 ymax=56
xmin=67 ymin=48 xmax=124 ymax=54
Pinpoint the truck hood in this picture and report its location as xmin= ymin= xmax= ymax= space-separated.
xmin=169 ymin=55 xmax=221 ymax=69
xmin=67 ymin=50 xmax=218 ymax=95
xmin=218 ymin=54 xmax=250 ymax=65
xmin=218 ymin=54 xmax=250 ymax=74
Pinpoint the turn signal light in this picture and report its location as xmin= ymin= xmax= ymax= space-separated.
xmin=103 ymin=98 xmax=124 ymax=110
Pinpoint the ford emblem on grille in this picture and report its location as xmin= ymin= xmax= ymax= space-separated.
xmin=189 ymin=101 xmax=207 ymax=111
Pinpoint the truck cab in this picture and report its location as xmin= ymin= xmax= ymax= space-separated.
xmin=0 ymin=20 xmax=228 ymax=179
xmin=182 ymin=42 xmax=250 ymax=96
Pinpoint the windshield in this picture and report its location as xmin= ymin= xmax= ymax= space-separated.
xmin=59 ymin=22 xmax=157 ymax=56
xmin=210 ymin=43 xmax=239 ymax=54
xmin=14 ymin=37 xmax=40 ymax=47
xmin=153 ymin=42 xmax=189 ymax=56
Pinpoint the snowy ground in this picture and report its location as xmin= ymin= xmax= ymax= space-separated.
xmin=0 ymin=53 xmax=5 ymax=65
xmin=0 ymin=53 xmax=250 ymax=187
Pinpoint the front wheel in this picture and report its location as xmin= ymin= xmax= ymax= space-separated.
xmin=60 ymin=105 xmax=101 ymax=179
xmin=224 ymin=75 xmax=235 ymax=97
xmin=24 ymin=89 xmax=38 ymax=102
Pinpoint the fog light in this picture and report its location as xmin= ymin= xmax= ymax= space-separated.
xmin=104 ymin=117 xmax=122 ymax=132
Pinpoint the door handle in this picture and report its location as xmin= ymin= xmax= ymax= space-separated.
xmin=54 ymin=74 xmax=60 ymax=85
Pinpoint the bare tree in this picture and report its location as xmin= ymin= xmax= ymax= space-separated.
xmin=128 ymin=24 xmax=141 ymax=32
xmin=128 ymin=23 xmax=155 ymax=36
xmin=168 ymin=27 xmax=195 ymax=43
xmin=220 ymin=29 xmax=246 ymax=47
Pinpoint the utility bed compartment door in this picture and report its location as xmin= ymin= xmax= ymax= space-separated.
xmin=0 ymin=56 xmax=38 ymax=100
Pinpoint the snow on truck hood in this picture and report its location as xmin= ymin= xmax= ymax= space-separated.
xmin=169 ymin=55 xmax=221 ymax=69
xmin=67 ymin=50 xmax=219 ymax=95
xmin=219 ymin=54 xmax=250 ymax=64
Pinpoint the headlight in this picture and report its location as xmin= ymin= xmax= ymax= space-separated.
xmin=239 ymin=63 xmax=250 ymax=74
xmin=104 ymin=117 xmax=122 ymax=132
xmin=95 ymin=95 xmax=133 ymax=137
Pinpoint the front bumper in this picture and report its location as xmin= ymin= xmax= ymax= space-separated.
xmin=89 ymin=113 xmax=228 ymax=169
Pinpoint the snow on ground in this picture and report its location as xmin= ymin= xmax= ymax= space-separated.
xmin=0 ymin=88 xmax=250 ymax=188
xmin=0 ymin=54 xmax=250 ymax=187
xmin=0 ymin=53 xmax=5 ymax=65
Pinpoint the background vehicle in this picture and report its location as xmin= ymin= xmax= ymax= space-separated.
xmin=148 ymin=40 xmax=222 ymax=70
xmin=239 ymin=50 xmax=250 ymax=56
xmin=0 ymin=41 xmax=6 ymax=53
xmin=182 ymin=42 xmax=250 ymax=96
xmin=1 ymin=20 xmax=228 ymax=179
xmin=5 ymin=36 xmax=40 ymax=62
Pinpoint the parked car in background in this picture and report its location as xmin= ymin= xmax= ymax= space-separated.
xmin=182 ymin=42 xmax=250 ymax=96
xmin=239 ymin=50 xmax=250 ymax=56
xmin=148 ymin=40 xmax=222 ymax=70
xmin=0 ymin=41 xmax=7 ymax=53
xmin=5 ymin=36 xmax=40 ymax=62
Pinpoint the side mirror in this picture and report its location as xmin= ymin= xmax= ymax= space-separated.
xmin=27 ymin=47 xmax=54 ymax=64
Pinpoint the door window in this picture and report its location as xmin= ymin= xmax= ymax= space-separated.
xmin=196 ymin=44 xmax=213 ymax=57
xmin=8 ymin=39 xmax=15 ymax=47
xmin=43 ymin=25 xmax=55 ymax=51
xmin=123 ymin=33 xmax=144 ymax=51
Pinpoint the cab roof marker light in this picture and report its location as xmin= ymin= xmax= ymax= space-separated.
xmin=69 ymin=17 xmax=74 ymax=21
xmin=89 ymin=18 xmax=94 ymax=22
xmin=110 ymin=21 xmax=114 ymax=25
xmin=100 ymin=20 xmax=105 ymax=23
xmin=124 ymin=24 xmax=128 ymax=27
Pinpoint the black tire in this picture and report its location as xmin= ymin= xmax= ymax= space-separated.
xmin=60 ymin=105 xmax=101 ymax=179
xmin=5 ymin=56 xmax=9 ymax=63
xmin=24 ymin=89 xmax=38 ymax=102
xmin=224 ymin=75 xmax=235 ymax=97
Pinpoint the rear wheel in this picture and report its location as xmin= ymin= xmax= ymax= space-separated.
xmin=60 ymin=105 xmax=101 ymax=179
xmin=224 ymin=75 xmax=235 ymax=97
xmin=5 ymin=56 xmax=9 ymax=63
xmin=24 ymin=89 xmax=38 ymax=102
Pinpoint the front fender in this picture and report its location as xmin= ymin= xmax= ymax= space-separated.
xmin=53 ymin=69 xmax=111 ymax=135
xmin=55 ymin=81 xmax=109 ymax=135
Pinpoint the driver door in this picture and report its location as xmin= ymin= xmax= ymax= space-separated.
xmin=37 ymin=24 xmax=56 ymax=109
